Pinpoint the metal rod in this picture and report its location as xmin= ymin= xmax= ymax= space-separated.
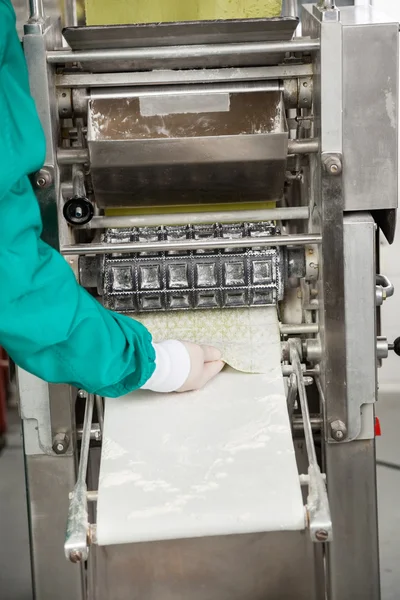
xmin=280 ymin=323 xmax=319 ymax=335
xmin=282 ymin=0 xmax=299 ymax=19
xmin=288 ymin=138 xmax=319 ymax=155
xmin=282 ymin=366 xmax=319 ymax=377
xmin=58 ymin=148 xmax=89 ymax=165
xmin=315 ymin=376 xmax=326 ymax=415
xmin=29 ymin=0 xmax=44 ymax=19
xmin=84 ymin=207 xmax=309 ymax=230
xmin=91 ymin=80 xmax=280 ymax=100
xmin=72 ymin=165 xmax=86 ymax=198
xmin=77 ymin=394 xmax=95 ymax=486
xmin=287 ymin=372 xmax=298 ymax=424
xmin=47 ymin=38 xmax=320 ymax=65
xmin=318 ymin=0 xmax=336 ymax=8
xmin=56 ymin=64 xmax=313 ymax=89
xmin=89 ymin=524 xmax=97 ymax=545
xmin=77 ymin=424 xmax=101 ymax=441
xmin=293 ymin=416 xmax=322 ymax=432
xmin=87 ymin=491 xmax=98 ymax=503
xmin=282 ymin=364 xmax=304 ymax=376
xmin=290 ymin=344 xmax=316 ymax=466
xmin=95 ymin=395 xmax=104 ymax=437
xmin=61 ymin=233 xmax=322 ymax=256
xmin=57 ymin=139 xmax=318 ymax=166
xmin=64 ymin=0 xmax=78 ymax=27
xmin=290 ymin=341 xmax=332 ymax=543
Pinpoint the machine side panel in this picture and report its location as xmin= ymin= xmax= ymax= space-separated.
xmin=90 ymin=533 xmax=318 ymax=600
xmin=342 ymin=21 xmax=398 ymax=211
xmin=25 ymin=454 xmax=85 ymax=600
xmin=304 ymin=5 xmax=349 ymax=438
xmin=326 ymin=439 xmax=380 ymax=600
xmin=343 ymin=213 xmax=377 ymax=441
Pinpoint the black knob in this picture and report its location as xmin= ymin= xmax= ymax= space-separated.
xmin=63 ymin=197 xmax=94 ymax=225
xmin=392 ymin=338 xmax=400 ymax=357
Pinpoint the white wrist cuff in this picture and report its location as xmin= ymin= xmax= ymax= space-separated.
xmin=141 ymin=340 xmax=191 ymax=393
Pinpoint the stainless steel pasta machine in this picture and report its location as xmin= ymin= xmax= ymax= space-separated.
xmin=18 ymin=0 xmax=400 ymax=598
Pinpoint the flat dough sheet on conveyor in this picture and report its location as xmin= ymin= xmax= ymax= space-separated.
xmin=96 ymin=307 xmax=305 ymax=546
xmin=133 ymin=307 xmax=280 ymax=374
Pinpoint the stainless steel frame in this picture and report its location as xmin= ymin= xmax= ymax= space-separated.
xmin=19 ymin=0 xmax=399 ymax=598
xmin=81 ymin=206 xmax=309 ymax=230
xmin=61 ymin=233 xmax=322 ymax=256
xmin=55 ymin=64 xmax=314 ymax=88
xmin=47 ymin=38 xmax=320 ymax=64
xmin=56 ymin=137 xmax=319 ymax=165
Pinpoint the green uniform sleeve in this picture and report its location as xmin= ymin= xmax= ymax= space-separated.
xmin=0 ymin=0 xmax=156 ymax=397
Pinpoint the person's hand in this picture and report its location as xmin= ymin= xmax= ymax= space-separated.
xmin=176 ymin=342 xmax=225 ymax=392
xmin=141 ymin=340 xmax=225 ymax=393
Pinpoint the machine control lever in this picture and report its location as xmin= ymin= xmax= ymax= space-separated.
xmin=63 ymin=164 xmax=94 ymax=226
xmin=63 ymin=197 xmax=94 ymax=226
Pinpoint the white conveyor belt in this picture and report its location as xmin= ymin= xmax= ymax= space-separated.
xmin=96 ymin=308 xmax=305 ymax=546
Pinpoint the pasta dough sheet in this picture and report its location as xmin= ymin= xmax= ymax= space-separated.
xmin=97 ymin=307 xmax=304 ymax=546
xmin=85 ymin=0 xmax=283 ymax=26
xmin=133 ymin=307 xmax=280 ymax=374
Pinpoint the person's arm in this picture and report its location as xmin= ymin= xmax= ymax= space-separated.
xmin=0 ymin=1 xmax=223 ymax=397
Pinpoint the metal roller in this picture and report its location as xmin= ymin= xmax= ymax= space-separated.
xmin=79 ymin=223 xmax=308 ymax=312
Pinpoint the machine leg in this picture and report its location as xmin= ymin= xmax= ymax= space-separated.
xmin=24 ymin=454 xmax=85 ymax=600
xmin=326 ymin=439 xmax=380 ymax=600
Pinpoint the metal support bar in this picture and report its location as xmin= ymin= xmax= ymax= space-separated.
xmin=282 ymin=366 xmax=319 ymax=377
xmin=61 ymin=233 xmax=322 ymax=256
xmin=287 ymin=139 xmax=319 ymax=154
xmin=29 ymin=0 xmax=45 ymax=20
xmin=286 ymin=373 xmax=298 ymax=424
xmin=280 ymin=323 xmax=319 ymax=335
xmin=77 ymin=424 xmax=101 ymax=442
xmin=95 ymin=395 xmax=104 ymax=438
xmin=58 ymin=148 xmax=89 ymax=165
xmin=58 ymin=138 xmax=318 ymax=167
xmin=64 ymin=392 xmax=94 ymax=563
xmin=318 ymin=0 xmax=336 ymax=8
xmin=47 ymin=38 xmax=320 ymax=65
xmin=56 ymin=64 xmax=313 ymax=88
xmin=64 ymin=0 xmax=78 ymax=27
xmin=293 ymin=416 xmax=322 ymax=432
xmin=90 ymin=80 xmax=280 ymax=100
xmin=289 ymin=341 xmax=332 ymax=543
xmin=72 ymin=165 xmax=86 ymax=199
xmin=282 ymin=0 xmax=299 ymax=19
xmin=57 ymin=138 xmax=318 ymax=167
xmin=82 ymin=207 xmax=309 ymax=230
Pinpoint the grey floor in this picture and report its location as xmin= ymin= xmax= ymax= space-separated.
xmin=0 ymin=397 xmax=400 ymax=600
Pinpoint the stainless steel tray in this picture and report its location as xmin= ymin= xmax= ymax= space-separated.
xmin=63 ymin=17 xmax=298 ymax=51
xmin=87 ymin=89 xmax=288 ymax=208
